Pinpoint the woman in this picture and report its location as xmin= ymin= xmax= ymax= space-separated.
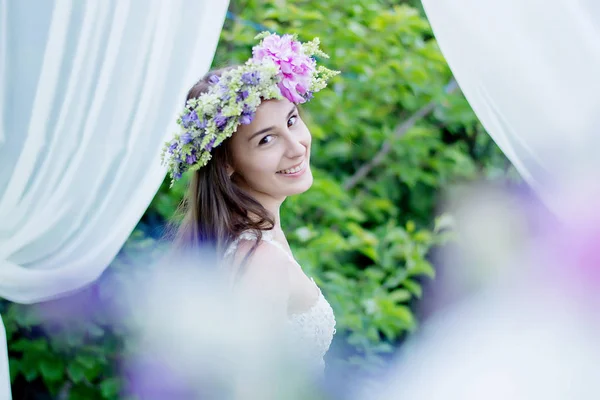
xmin=161 ymin=32 xmax=339 ymax=374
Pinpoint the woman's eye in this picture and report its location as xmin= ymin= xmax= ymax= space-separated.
xmin=259 ymin=135 xmax=274 ymax=145
xmin=287 ymin=115 xmax=298 ymax=127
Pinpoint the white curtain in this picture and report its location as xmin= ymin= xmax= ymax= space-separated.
xmin=421 ymin=0 xmax=600 ymax=215
xmin=0 ymin=0 xmax=229 ymax=397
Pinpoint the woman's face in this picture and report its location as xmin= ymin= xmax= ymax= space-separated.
xmin=228 ymin=98 xmax=313 ymax=206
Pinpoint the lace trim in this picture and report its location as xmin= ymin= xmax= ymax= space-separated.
xmin=224 ymin=229 xmax=337 ymax=371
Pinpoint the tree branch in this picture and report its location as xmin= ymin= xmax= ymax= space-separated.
xmin=343 ymin=79 xmax=459 ymax=191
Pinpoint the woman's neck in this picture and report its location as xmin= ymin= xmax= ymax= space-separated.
xmin=246 ymin=192 xmax=284 ymax=230
xmin=263 ymin=199 xmax=283 ymax=229
xmin=234 ymin=179 xmax=285 ymax=230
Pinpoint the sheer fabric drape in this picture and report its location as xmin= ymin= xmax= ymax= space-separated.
xmin=421 ymin=0 xmax=600 ymax=214
xmin=0 ymin=0 xmax=229 ymax=397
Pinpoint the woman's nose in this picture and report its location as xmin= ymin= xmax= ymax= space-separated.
xmin=285 ymin=134 xmax=307 ymax=158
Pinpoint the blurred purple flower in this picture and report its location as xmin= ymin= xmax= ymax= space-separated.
xmin=186 ymin=153 xmax=197 ymax=165
xmin=241 ymin=71 xmax=260 ymax=85
xmin=214 ymin=113 xmax=228 ymax=131
xmin=180 ymin=132 xmax=193 ymax=145
xmin=124 ymin=356 xmax=198 ymax=399
xmin=196 ymin=117 xmax=208 ymax=130
xmin=240 ymin=113 xmax=253 ymax=125
xmin=205 ymin=138 xmax=216 ymax=152
xmin=237 ymin=90 xmax=249 ymax=102
xmin=218 ymin=83 xmax=229 ymax=95
xmin=242 ymin=103 xmax=253 ymax=114
xmin=182 ymin=111 xmax=199 ymax=128
xmin=240 ymin=104 xmax=254 ymax=125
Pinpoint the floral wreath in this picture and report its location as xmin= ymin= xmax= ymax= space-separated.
xmin=161 ymin=31 xmax=339 ymax=185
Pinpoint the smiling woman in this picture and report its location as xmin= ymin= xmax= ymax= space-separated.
xmin=162 ymin=32 xmax=339 ymax=378
xmin=229 ymin=100 xmax=314 ymax=209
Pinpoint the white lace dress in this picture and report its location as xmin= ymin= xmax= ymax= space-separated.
xmin=224 ymin=230 xmax=336 ymax=373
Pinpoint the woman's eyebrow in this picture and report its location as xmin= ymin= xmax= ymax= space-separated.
xmin=249 ymin=126 xmax=274 ymax=141
xmin=248 ymin=105 xmax=298 ymax=141
xmin=286 ymin=104 xmax=297 ymax=120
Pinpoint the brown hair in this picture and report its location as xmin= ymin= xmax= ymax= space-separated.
xmin=167 ymin=67 xmax=275 ymax=268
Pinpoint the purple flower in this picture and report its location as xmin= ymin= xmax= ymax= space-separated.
xmin=237 ymin=90 xmax=249 ymax=102
xmin=240 ymin=113 xmax=253 ymax=125
xmin=168 ymin=141 xmax=178 ymax=154
xmin=241 ymin=71 xmax=260 ymax=85
xmin=218 ymin=83 xmax=229 ymax=94
xmin=208 ymin=75 xmax=220 ymax=84
xmin=214 ymin=113 xmax=229 ymax=131
xmin=205 ymin=138 xmax=216 ymax=152
xmin=196 ymin=117 xmax=208 ymax=130
xmin=124 ymin=355 xmax=197 ymax=398
xmin=186 ymin=153 xmax=197 ymax=164
xmin=242 ymin=104 xmax=253 ymax=114
xmin=214 ymin=83 xmax=230 ymax=101
xmin=240 ymin=105 xmax=254 ymax=125
xmin=182 ymin=111 xmax=199 ymax=128
xmin=180 ymin=132 xmax=193 ymax=145
xmin=173 ymin=172 xmax=182 ymax=180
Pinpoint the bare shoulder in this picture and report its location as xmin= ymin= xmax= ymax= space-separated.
xmin=227 ymin=238 xmax=293 ymax=303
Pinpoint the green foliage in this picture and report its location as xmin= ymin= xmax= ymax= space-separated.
xmin=6 ymin=0 xmax=514 ymax=396
xmin=3 ymin=231 xmax=163 ymax=398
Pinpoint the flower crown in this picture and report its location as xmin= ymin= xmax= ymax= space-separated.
xmin=161 ymin=31 xmax=340 ymax=185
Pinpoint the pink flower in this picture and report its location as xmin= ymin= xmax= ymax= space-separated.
xmin=252 ymin=34 xmax=316 ymax=103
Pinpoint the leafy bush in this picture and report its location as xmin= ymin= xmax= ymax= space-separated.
xmin=5 ymin=0 xmax=513 ymax=397
xmin=3 ymin=230 xmax=162 ymax=399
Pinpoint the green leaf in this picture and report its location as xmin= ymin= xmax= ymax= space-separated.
xmin=20 ymin=355 xmax=39 ymax=382
xmin=8 ymin=358 xmax=19 ymax=383
xmin=75 ymin=353 xmax=97 ymax=369
xmin=67 ymin=362 xmax=86 ymax=383
xmin=361 ymin=246 xmax=378 ymax=262
xmin=79 ymin=359 xmax=103 ymax=382
xmin=389 ymin=289 xmax=411 ymax=303
xmin=390 ymin=305 xmax=415 ymax=328
xmin=10 ymin=338 xmax=48 ymax=353
xmin=408 ymin=260 xmax=436 ymax=278
xmin=380 ymin=325 xmax=396 ymax=341
xmin=100 ymin=377 xmax=121 ymax=399
xmin=39 ymin=357 xmax=65 ymax=382
xmin=69 ymin=383 xmax=103 ymax=400
xmin=402 ymin=279 xmax=423 ymax=298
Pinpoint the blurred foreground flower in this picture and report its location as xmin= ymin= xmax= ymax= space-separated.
xmin=365 ymin=181 xmax=600 ymax=400
xmin=117 ymin=247 xmax=327 ymax=400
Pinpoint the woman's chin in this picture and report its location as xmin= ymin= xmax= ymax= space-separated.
xmin=281 ymin=169 xmax=314 ymax=196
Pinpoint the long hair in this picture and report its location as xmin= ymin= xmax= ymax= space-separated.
xmin=167 ymin=67 xmax=275 ymax=267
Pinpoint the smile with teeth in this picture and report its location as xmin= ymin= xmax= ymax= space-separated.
xmin=277 ymin=160 xmax=306 ymax=174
